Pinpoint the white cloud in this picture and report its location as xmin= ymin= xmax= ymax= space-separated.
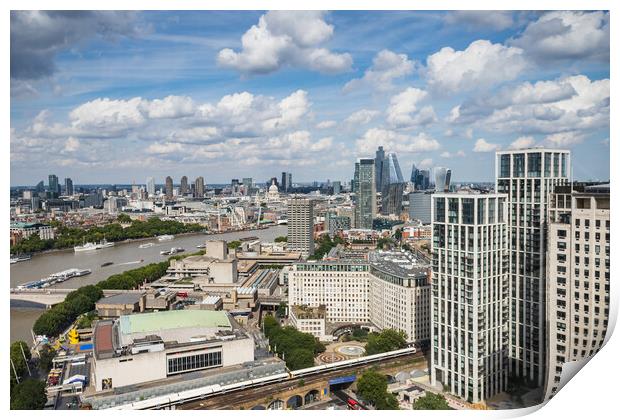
xmin=316 ymin=120 xmax=336 ymax=129
xmin=143 ymin=95 xmax=195 ymax=119
xmin=425 ymin=40 xmax=527 ymax=92
xmin=217 ymin=11 xmax=352 ymax=75
xmin=345 ymin=109 xmax=380 ymax=126
xmin=509 ymin=136 xmax=536 ymax=149
xmin=356 ymin=128 xmax=440 ymax=155
xmin=511 ymin=11 xmax=609 ymax=62
xmin=473 ymin=138 xmax=499 ymax=152
xmin=63 ymin=137 xmax=80 ymax=153
xmin=545 ymin=131 xmax=585 ymax=147
xmin=440 ymin=150 xmax=466 ymax=158
xmin=69 ymin=97 xmax=146 ymax=132
xmin=261 ymin=90 xmax=311 ymax=132
xmin=444 ymin=11 xmax=514 ymax=31
xmin=343 ymin=49 xmax=414 ymax=92
xmin=418 ymin=158 xmax=433 ymax=170
xmin=386 ymin=87 xmax=436 ymax=128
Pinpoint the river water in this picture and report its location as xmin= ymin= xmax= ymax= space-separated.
xmin=10 ymin=225 xmax=287 ymax=343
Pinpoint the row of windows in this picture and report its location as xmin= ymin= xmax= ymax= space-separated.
xmin=167 ymin=351 xmax=222 ymax=375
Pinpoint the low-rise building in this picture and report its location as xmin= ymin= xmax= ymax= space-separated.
xmin=96 ymin=293 xmax=146 ymax=318
xmin=290 ymin=305 xmax=328 ymax=340
xmin=92 ymin=310 xmax=254 ymax=391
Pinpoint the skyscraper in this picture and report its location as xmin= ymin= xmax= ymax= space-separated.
xmin=381 ymin=152 xmax=405 ymax=216
xmin=195 ymin=176 xmax=205 ymax=198
xmin=496 ymin=148 xmax=570 ymax=386
xmin=180 ymin=176 xmax=189 ymax=195
xmin=48 ymin=174 xmax=60 ymax=196
xmin=332 ymin=181 xmax=341 ymax=195
xmin=165 ymin=176 xmax=173 ymax=199
xmin=64 ymin=177 xmax=73 ymax=196
xmin=543 ymin=183 xmax=610 ymax=401
xmin=353 ymin=158 xmax=376 ymax=229
xmin=434 ymin=167 xmax=452 ymax=192
xmin=287 ymin=173 xmax=293 ymax=192
xmin=146 ymin=177 xmax=155 ymax=197
xmin=281 ymin=172 xmax=288 ymax=192
xmin=375 ymin=146 xmax=385 ymax=193
xmin=409 ymin=191 xmax=433 ymax=224
xmin=35 ymin=180 xmax=45 ymax=192
xmin=287 ymin=198 xmax=314 ymax=258
xmin=242 ymin=177 xmax=253 ymax=195
xmin=431 ymin=193 xmax=509 ymax=402
xmin=411 ymin=164 xmax=430 ymax=191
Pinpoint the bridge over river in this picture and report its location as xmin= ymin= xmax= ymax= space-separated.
xmin=10 ymin=288 xmax=145 ymax=308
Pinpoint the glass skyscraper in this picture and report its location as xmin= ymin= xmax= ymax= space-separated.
xmin=353 ymin=158 xmax=376 ymax=229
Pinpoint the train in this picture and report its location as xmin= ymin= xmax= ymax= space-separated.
xmin=109 ymin=347 xmax=416 ymax=410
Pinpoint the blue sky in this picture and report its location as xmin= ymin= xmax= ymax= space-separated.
xmin=10 ymin=10 xmax=610 ymax=185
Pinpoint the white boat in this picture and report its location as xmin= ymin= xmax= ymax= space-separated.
xmin=139 ymin=242 xmax=155 ymax=249
xmin=74 ymin=242 xmax=98 ymax=252
xmin=98 ymin=239 xmax=115 ymax=249
xmin=160 ymin=247 xmax=184 ymax=256
xmin=10 ymin=258 xmax=17 ymax=264
xmin=157 ymin=234 xmax=175 ymax=241
xmin=196 ymin=244 xmax=206 ymax=249
xmin=10 ymin=254 xmax=32 ymax=263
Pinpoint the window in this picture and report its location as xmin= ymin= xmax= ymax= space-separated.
xmin=462 ymin=199 xmax=474 ymax=224
xmin=167 ymin=350 xmax=222 ymax=375
xmin=513 ymin=154 xmax=525 ymax=177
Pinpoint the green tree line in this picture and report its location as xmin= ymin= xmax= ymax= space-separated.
xmin=309 ymin=234 xmax=344 ymax=260
xmin=365 ymin=329 xmax=408 ymax=355
xmin=262 ymin=315 xmax=325 ymax=370
xmin=356 ymin=369 xmax=399 ymax=410
xmin=11 ymin=216 xmax=204 ymax=254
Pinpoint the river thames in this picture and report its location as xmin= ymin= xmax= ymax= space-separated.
xmin=10 ymin=225 xmax=287 ymax=344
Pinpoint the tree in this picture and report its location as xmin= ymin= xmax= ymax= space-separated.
xmin=286 ymin=348 xmax=314 ymax=370
xmin=276 ymin=302 xmax=287 ymax=318
xmin=365 ymin=329 xmax=407 ymax=355
xmin=10 ymin=341 xmax=31 ymax=386
xmin=227 ymin=240 xmax=241 ymax=249
xmin=274 ymin=236 xmax=287 ymax=243
xmin=412 ymin=392 xmax=450 ymax=410
xmin=10 ymin=379 xmax=47 ymax=410
xmin=116 ymin=213 xmax=132 ymax=224
xmin=356 ymin=370 xmax=398 ymax=410
xmin=394 ymin=228 xmax=403 ymax=241
xmin=262 ymin=315 xmax=280 ymax=339
xmin=37 ymin=345 xmax=57 ymax=373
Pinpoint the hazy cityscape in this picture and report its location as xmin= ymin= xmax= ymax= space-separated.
xmin=9 ymin=9 xmax=610 ymax=412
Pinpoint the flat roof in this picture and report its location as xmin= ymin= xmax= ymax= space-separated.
xmin=97 ymin=293 xmax=144 ymax=306
xmin=119 ymin=310 xmax=231 ymax=336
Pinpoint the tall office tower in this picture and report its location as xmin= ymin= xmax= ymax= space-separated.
xmin=180 ymin=176 xmax=189 ymax=195
xmin=353 ymin=159 xmax=376 ymax=229
xmin=287 ymin=198 xmax=315 ymax=258
xmin=195 ymin=176 xmax=205 ymax=198
xmin=64 ymin=177 xmax=74 ymax=195
xmin=543 ymin=183 xmax=610 ymax=401
xmin=431 ymin=193 xmax=510 ymax=403
xmin=146 ymin=177 xmax=155 ymax=197
xmin=287 ymin=173 xmax=292 ymax=192
xmin=281 ymin=172 xmax=288 ymax=192
xmin=410 ymin=163 xmax=419 ymax=184
xmin=381 ymin=152 xmax=405 ymax=216
xmin=48 ymin=174 xmax=60 ymax=196
xmin=332 ymin=181 xmax=341 ymax=195
xmin=409 ymin=191 xmax=433 ymax=224
xmin=375 ymin=146 xmax=385 ymax=192
xmin=420 ymin=169 xmax=431 ymax=190
xmin=165 ymin=176 xmax=173 ymax=200
xmin=434 ymin=167 xmax=452 ymax=192
xmin=496 ymin=148 xmax=570 ymax=386
xmin=242 ymin=178 xmax=253 ymax=195
xmin=35 ymin=180 xmax=45 ymax=192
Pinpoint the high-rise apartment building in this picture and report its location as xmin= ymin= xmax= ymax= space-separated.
xmin=287 ymin=198 xmax=314 ymax=258
xmin=381 ymin=152 xmax=406 ymax=216
xmin=195 ymin=176 xmax=205 ymax=198
xmin=496 ymin=148 xmax=570 ymax=386
xmin=431 ymin=193 xmax=510 ymax=403
xmin=146 ymin=177 xmax=155 ymax=197
xmin=64 ymin=177 xmax=73 ymax=196
xmin=165 ymin=176 xmax=173 ymax=200
xmin=180 ymin=176 xmax=189 ymax=195
xmin=543 ymin=183 xmax=610 ymax=401
xmin=375 ymin=146 xmax=385 ymax=193
xmin=48 ymin=174 xmax=60 ymax=196
xmin=353 ymin=158 xmax=376 ymax=229
xmin=434 ymin=167 xmax=452 ymax=192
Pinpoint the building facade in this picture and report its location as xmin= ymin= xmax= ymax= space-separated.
xmin=195 ymin=176 xmax=205 ymax=198
xmin=409 ymin=191 xmax=433 ymax=224
xmin=353 ymin=158 xmax=376 ymax=229
xmin=431 ymin=193 xmax=509 ymax=403
xmin=434 ymin=167 xmax=452 ymax=193
xmin=180 ymin=176 xmax=189 ymax=195
xmin=64 ymin=177 xmax=74 ymax=196
xmin=543 ymin=183 xmax=610 ymax=401
xmin=496 ymin=148 xmax=570 ymax=386
xmin=287 ymin=198 xmax=315 ymax=258
xmin=165 ymin=176 xmax=174 ymax=199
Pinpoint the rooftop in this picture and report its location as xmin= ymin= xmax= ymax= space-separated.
xmin=119 ymin=310 xmax=231 ymax=336
xmin=97 ymin=293 xmax=144 ymax=306
xmin=369 ymin=250 xmax=430 ymax=279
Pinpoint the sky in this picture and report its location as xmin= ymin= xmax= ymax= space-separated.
xmin=10 ymin=10 xmax=610 ymax=186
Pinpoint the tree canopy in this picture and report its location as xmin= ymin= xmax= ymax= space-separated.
xmin=10 ymin=341 xmax=31 ymax=388
xmin=10 ymin=379 xmax=47 ymax=410
xmin=356 ymin=370 xmax=399 ymax=410
xmin=365 ymin=329 xmax=407 ymax=355
xmin=412 ymin=392 xmax=450 ymax=410
xmin=262 ymin=315 xmax=322 ymax=370
xmin=274 ymin=236 xmax=287 ymax=243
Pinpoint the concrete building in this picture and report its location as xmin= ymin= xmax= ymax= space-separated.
xmin=287 ymin=198 xmax=314 ymax=258
xmin=325 ymin=213 xmax=351 ymax=237
xmin=289 ymin=305 xmax=328 ymax=340
xmin=166 ymin=241 xmax=238 ymax=284
xmin=369 ymin=251 xmax=432 ymax=344
xmin=431 ymin=193 xmax=509 ymax=403
xmin=288 ymin=260 xmax=370 ymax=324
xmin=10 ymin=222 xmax=55 ymax=241
xmin=96 ymin=293 xmax=146 ymax=318
xmin=496 ymin=148 xmax=570 ymax=386
xmin=332 ymin=181 xmax=341 ymax=195
xmin=165 ymin=176 xmax=174 ymax=200
xmin=92 ymin=310 xmax=254 ymax=391
xmin=353 ymin=158 xmax=376 ymax=229
xmin=543 ymin=183 xmax=610 ymax=401
xmin=146 ymin=177 xmax=155 ymax=197
xmin=195 ymin=176 xmax=205 ymax=198
xmin=409 ymin=191 xmax=432 ymax=224
xmin=64 ymin=177 xmax=74 ymax=196
xmin=180 ymin=176 xmax=189 ymax=195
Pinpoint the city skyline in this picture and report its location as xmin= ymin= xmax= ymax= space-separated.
xmin=10 ymin=11 xmax=610 ymax=185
